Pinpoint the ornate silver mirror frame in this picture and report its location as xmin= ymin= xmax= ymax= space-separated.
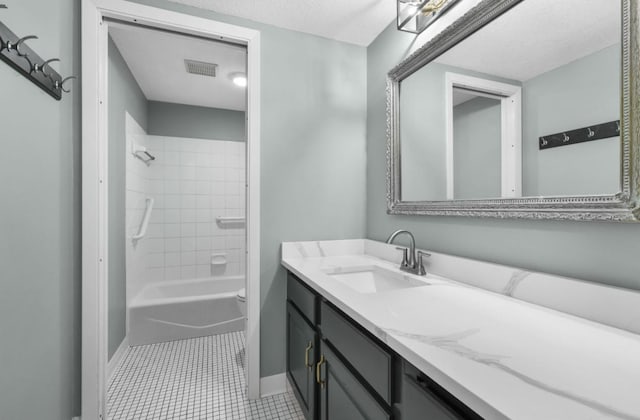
xmin=386 ymin=0 xmax=640 ymax=221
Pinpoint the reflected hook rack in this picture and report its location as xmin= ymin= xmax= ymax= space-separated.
xmin=539 ymin=120 xmax=621 ymax=150
xmin=0 ymin=7 xmax=75 ymax=100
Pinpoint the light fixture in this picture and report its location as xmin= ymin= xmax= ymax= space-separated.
xmin=397 ymin=0 xmax=459 ymax=34
xmin=230 ymin=72 xmax=247 ymax=87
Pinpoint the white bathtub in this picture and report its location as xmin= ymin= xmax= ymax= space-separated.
xmin=129 ymin=276 xmax=244 ymax=346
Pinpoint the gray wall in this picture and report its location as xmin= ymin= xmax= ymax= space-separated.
xmin=0 ymin=0 xmax=81 ymax=419
xmin=367 ymin=22 xmax=640 ymax=293
xmin=522 ymin=44 xmax=620 ymax=196
xmin=453 ymin=96 xmax=502 ymax=199
xmin=400 ymin=63 xmax=448 ymax=201
xmin=129 ymin=0 xmax=368 ymax=378
xmin=108 ymin=37 xmax=149 ymax=359
xmin=148 ymin=101 xmax=246 ymax=141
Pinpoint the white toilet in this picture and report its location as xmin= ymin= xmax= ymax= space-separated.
xmin=236 ymin=287 xmax=246 ymax=317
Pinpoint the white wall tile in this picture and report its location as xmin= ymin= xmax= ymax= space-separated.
xmin=148 ymin=180 xmax=164 ymax=195
xmin=196 ymin=264 xmax=211 ymax=278
xmin=211 ymin=195 xmax=226 ymax=208
xmin=181 ymin=237 xmax=196 ymax=252
xmin=146 ymin=267 xmax=165 ymax=282
xmin=212 ymin=236 xmax=226 ymax=250
xmin=181 ymin=195 xmax=196 ymax=209
xmin=147 ymin=252 xmax=165 ymax=268
xmin=196 ymin=250 xmax=211 ymax=265
xmin=232 ymin=235 xmax=246 ymax=249
xmin=196 ymin=153 xmax=211 ymax=167
xmin=164 ymin=165 xmax=181 ymax=180
xmin=165 ymin=252 xmax=181 ymax=267
xmin=128 ymin=135 xmax=247 ymax=294
xmin=146 ymin=238 xmax=165 ymax=254
xmin=181 ymin=166 xmax=196 ymax=180
xmin=181 ymin=209 xmax=196 ymax=223
xmin=181 ymin=265 xmax=196 ymax=279
xmin=211 ymin=168 xmax=225 ymax=181
xmin=196 ymin=195 xmax=210 ymax=209
xmin=196 ymin=181 xmax=210 ymax=195
xmin=164 ymin=194 xmax=181 ymax=209
xmin=164 ymin=209 xmax=181 ymax=224
xmin=181 ymin=252 xmax=196 ymax=266
xmin=196 ymin=223 xmax=212 ymax=237
xmin=147 ymin=223 xmax=164 ymax=239
xmin=194 ymin=167 xmax=210 ymax=181
xmin=181 ymin=223 xmax=196 ymax=237
xmin=181 ymin=180 xmax=197 ymax=194
xmin=165 ymin=238 xmax=181 ymax=253
xmin=196 ymin=237 xmax=211 ymax=251
xmin=180 ymin=152 xmax=198 ymax=167
xmin=196 ymin=209 xmax=210 ymax=223
xmin=165 ymin=266 xmax=181 ymax=281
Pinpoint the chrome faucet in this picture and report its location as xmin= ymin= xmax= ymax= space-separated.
xmin=385 ymin=229 xmax=429 ymax=276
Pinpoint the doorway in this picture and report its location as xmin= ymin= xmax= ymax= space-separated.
xmin=81 ymin=1 xmax=261 ymax=418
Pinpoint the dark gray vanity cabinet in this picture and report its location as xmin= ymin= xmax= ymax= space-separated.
xmin=317 ymin=341 xmax=391 ymax=420
xmin=286 ymin=271 xmax=482 ymax=420
xmin=287 ymin=303 xmax=317 ymax=419
xmin=286 ymin=273 xmax=319 ymax=420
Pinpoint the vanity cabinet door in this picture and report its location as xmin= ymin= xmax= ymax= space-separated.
xmin=318 ymin=341 xmax=390 ymax=420
xmin=287 ymin=303 xmax=317 ymax=420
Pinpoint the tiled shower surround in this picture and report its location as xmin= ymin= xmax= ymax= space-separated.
xmin=126 ymin=114 xmax=246 ymax=300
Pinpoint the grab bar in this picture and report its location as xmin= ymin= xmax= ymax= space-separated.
xmin=215 ymin=216 xmax=246 ymax=224
xmin=132 ymin=198 xmax=154 ymax=241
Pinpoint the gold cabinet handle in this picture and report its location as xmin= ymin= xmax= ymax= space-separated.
xmin=316 ymin=354 xmax=326 ymax=388
xmin=304 ymin=341 xmax=313 ymax=369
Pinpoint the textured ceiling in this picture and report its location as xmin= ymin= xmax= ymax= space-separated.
xmin=109 ymin=23 xmax=247 ymax=111
xmin=167 ymin=0 xmax=396 ymax=46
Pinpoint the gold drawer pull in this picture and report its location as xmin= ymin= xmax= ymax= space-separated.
xmin=304 ymin=341 xmax=313 ymax=369
xmin=316 ymin=354 xmax=326 ymax=388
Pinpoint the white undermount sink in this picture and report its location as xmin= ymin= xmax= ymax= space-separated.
xmin=322 ymin=265 xmax=429 ymax=294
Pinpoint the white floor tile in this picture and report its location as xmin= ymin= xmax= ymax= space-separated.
xmin=108 ymin=332 xmax=304 ymax=420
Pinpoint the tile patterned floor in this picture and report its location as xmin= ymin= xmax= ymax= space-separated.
xmin=108 ymin=332 xmax=305 ymax=420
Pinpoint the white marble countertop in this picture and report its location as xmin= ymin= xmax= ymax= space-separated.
xmin=281 ymin=240 xmax=640 ymax=420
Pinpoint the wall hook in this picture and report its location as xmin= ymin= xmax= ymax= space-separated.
xmin=54 ymin=75 xmax=77 ymax=93
xmin=7 ymin=34 xmax=38 ymax=56
xmin=0 ymin=18 xmax=65 ymax=99
xmin=0 ymin=33 xmax=7 ymax=52
xmin=540 ymin=137 xmax=548 ymax=146
xmin=562 ymin=133 xmax=570 ymax=142
xmin=33 ymin=57 xmax=60 ymax=74
xmin=587 ymin=127 xmax=595 ymax=138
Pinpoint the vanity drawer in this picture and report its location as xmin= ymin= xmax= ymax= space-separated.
xmin=320 ymin=301 xmax=393 ymax=405
xmin=287 ymin=272 xmax=318 ymax=325
xmin=401 ymin=362 xmax=482 ymax=420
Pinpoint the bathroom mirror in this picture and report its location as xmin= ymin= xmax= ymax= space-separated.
xmin=387 ymin=0 xmax=640 ymax=221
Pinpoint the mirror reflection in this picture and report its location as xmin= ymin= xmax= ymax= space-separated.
xmin=399 ymin=0 xmax=621 ymax=202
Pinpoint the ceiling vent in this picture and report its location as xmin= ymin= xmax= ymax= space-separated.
xmin=184 ymin=59 xmax=218 ymax=77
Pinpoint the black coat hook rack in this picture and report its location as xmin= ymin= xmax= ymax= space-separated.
xmin=0 ymin=5 xmax=75 ymax=100
xmin=539 ymin=120 xmax=620 ymax=150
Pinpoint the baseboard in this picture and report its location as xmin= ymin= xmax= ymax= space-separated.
xmin=107 ymin=335 xmax=129 ymax=380
xmin=260 ymin=373 xmax=287 ymax=397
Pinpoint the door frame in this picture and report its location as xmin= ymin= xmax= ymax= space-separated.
xmin=81 ymin=1 xmax=261 ymax=418
xmin=444 ymin=72 xmax=522 ymax=199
